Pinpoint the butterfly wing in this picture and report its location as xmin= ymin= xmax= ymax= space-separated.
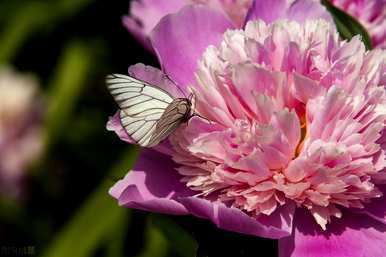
xmin=147 ymin=98 xmax=191 ymax=147
xmin=107 ymin=74 xmax=175 ymax=147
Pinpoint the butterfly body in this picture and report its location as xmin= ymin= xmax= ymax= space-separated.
xmin=107 ymin=73 xmax=193 ymax=147
xmin=148 ymin=98 xmax=192 ymax=146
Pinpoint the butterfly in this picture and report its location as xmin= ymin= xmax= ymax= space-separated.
xmin=107 ymin=73 xmax=194 ymax=147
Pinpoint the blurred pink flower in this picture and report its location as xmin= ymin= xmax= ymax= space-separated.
xmin=0 ymin=68 xmax=43 ymax=200
xmin=107 ymin=3 xmax=386 ymax=257
xmin=329 ymin=0 xmax=386 ymax=48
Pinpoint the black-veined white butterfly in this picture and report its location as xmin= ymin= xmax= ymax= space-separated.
xmin=107 ymin=73 xmax=194 ymax=147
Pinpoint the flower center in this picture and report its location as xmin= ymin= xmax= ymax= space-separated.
xmin=295 ymin=113 xmax=307 ymax=157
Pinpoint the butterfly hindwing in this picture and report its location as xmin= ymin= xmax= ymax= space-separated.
xmin=148 ymin=98 xmax=191 ymax=147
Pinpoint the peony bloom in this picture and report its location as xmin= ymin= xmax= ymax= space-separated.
xmin=108 ymin=4 xmax=386 ymax=257
xmin=329 ymin=0 xmax=386 ymax=49
xmin=123 ymin=0 xmax=331 ymax=50
xmin=0 ymin=68 xmax=43 ymax=200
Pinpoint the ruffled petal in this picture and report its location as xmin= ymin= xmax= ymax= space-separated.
xmin=292 ymin=73 xmax=325 ymax=103
xmin=150 ymin=5 xmax=233 ymax=88
xmin=279 ymin=208 xmax=386 ymax=257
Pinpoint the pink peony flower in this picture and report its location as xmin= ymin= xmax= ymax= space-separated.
xmin=108 ymin=4 xmax=386 ymax=257
xmin=0 ymin=68 xmax=43 ymax=200
xmin=123 ymin=0 xmax=331 ymax=51
xmin=329 ymin=0 xmax=386 ymax=48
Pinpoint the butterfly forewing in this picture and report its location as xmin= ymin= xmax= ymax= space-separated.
xmin=107 ymin=74 xmax=191 ymax=147
xmin=107 ymin=74 xmax=173 ymax=105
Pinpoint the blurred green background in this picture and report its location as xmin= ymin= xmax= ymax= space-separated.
xmin=0 ymin=1 xmax=371 ymax=257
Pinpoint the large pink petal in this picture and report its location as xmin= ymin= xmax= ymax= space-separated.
xmin=128 ymin=63 xmax=185 ymax=97
xmin=109 ymin=150 xmax=193 ymax=215
xmin=123 ymin=0 xmax=187 ymax=50
xmin=110 ymin=149 xmax=296 ymax=238
xmin=279 ymin=208 xmax=386 ymax=257
xmin=179 ymin=197 xmax=295 ymax=239
xmin=246 ymin=0 xmax=332 ymax=24
xmin=285 ymin=0 xmax=332 ymax=23
xmin=150 ymin=5 xmax=233 ymax=88
xmin=246 ymin=0 xmax=287 ymax=23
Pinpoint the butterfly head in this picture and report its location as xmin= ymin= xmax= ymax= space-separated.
xmin=175 ymin=97 xmax=193 ymax=122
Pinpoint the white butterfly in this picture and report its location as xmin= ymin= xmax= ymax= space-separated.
xmin=107 ymin=73 xmax=193 ymax=147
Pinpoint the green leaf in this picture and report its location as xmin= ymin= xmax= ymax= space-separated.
xmin=0 ymin=2 xmax=50 ymax=64
xmin=105 ymin=208 xmax=131 ymax=257
xmin=134 ymin=224 xmax=169 ymax=257
xmin=321 ymin=0 xmax=372 ymax=50
xmin=0 ymin=0 xmax=95 ymax=64
xmin=150 ymin=214 xmax=198 ymax=257
xmin=43 ymin=41 xmax=95 ymax=153
xmin=40 ymin=147 xmax=139 ymax=257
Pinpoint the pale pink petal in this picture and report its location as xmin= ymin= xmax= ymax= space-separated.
xmin=270 ymin=109 xmax=301 ymax=152
xmin=292 ymin=73 xmax=325 ymax=103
